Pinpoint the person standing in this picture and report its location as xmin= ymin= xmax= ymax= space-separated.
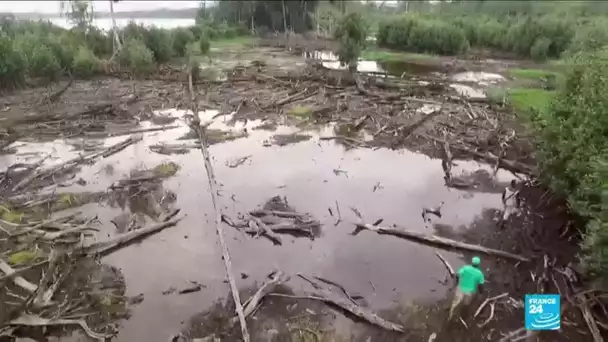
xmin=449 ymin=256 xmax=485 ymax=320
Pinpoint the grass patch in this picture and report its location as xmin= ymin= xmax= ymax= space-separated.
xmin=508 ymin=88 xmax=556 ymax=114
xmin=507 ymin=68 xmax=560 ymax=80
xmin=152 ymin=162 xmax=180 ymax=177
xmin=361 ymin=48 xmax=434 ymax=62
xmin=211 ymin=36 xmax=256 ymax=48
xmin=287 ymin=105 xmax=313 ymax=118
xmin=8 ymin=250 xmax=41 ymax=266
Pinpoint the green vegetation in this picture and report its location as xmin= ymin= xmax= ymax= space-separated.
xmin=210 ymin=36 xmax=255 ymax=48
xmin=72 ymin=45 xmax=101 ymax=77
xmin=197 ymin=1 xmax=317 ymax=34
xmin=334 ymin=12 xmax=369 ymax=71
xmin=360 ymin=49 xmax=433 ymax=63
xmin=526 ymin=49 xmax=608 ymax=278
xmin=508 ymin=88 xmax=556 ymax=115
xmin=376 ymin=1 xmax=608 ymax=60
xmin=507 ymin=68 xmax=559 ymax=81
xmin=287 ymin=105 xmax=313 ymax=118
xmin=378 ymin=14 xmax=469 ymax=55
xmin=0 ymin=16 xmax=249 ymax=89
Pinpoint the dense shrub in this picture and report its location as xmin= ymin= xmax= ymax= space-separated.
xmin=143 ymin=27 xmax=173 ymax=63
xmin=451 ymin=16 xmax=509 ymax=50
xmin=566 ymin=19 xmax=608 ymax=56
xmin=171 ymin=27 xmax=195 ymax=57
xmin=0 ymin=32 xmax=26 ymax=88
xmin=117 ymin=39 xmax=155 ymax=77
xmin=377 ymin=11 xmax=608 ymax=60
xmin=503 ymin=16 xmax=575 ymax=59
xmin=47 ymin=32 xmax=80 ymax=70
xmin=334 ymin=12 xmax=369 ymax=70
xmin=85 ymin=27 xmax=113 ymax=57
xmin=377 ymin=15 xmax=468 ymax=55
xmin=121 ymin=22 xmax=173 ymax=63
xmin=0 ymin=19 xmax=249 ymax=89
xmin=189 ymin=24 xmax=203 ymax=40
xmin=529 ymin=49 xmax=608 ymax=277
xmin=72 ymin=45 xmax=101 ymax=77
xmin=13 ymin=33 xmax=61 ymax=79
xmin=198 ymin=35 xmax=210 ymax=56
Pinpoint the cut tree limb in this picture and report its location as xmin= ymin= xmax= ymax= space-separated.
xmin=230 ymin=271 xmax=287 ymax=324
xmin=247 ymin=214 xmax=282 ymax=245
xmin=83 ymin=214 xmax=181 ymax=256
xmin=434 ymin=251 xmax=455 ymax=278
xmin=0 ymin=258 xmax=38 ymax=293
xmin=12 ymin=136 xmax=138 ymax=191
xmin=249 ymin=210 xmax=308 ymax=219
xmin=188 ymin=70 xmax=250 ymax=342
xmin=353 ymin=223 xmax=529 ymax=262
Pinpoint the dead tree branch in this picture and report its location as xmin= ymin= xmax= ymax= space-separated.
xmin=187 ymin=69 xmax=250 ymax=342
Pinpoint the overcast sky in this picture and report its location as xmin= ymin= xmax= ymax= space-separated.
xmin=3 ymin=1 xmax=202 ymax=14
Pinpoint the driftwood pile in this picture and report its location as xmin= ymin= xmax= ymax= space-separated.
xmin=222 ymin=196 xmax=321 ymax=245
xmin=0 ymin=131 xmax=185 ymax=340
xmin=0 ymin=207 xmax=182 ymax=340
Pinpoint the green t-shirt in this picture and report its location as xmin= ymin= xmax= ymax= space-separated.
xmin=457 ymin=265 xmax=485 ymax=294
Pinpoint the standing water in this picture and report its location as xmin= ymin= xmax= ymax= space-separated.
xmin=1 ymin=109 xmax=515 ymax=341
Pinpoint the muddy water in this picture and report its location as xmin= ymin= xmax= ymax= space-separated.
xmin=0 ymin=111 xmax=515 ymax=341
xmin=304 ymin=50 xmax=445 ymax=77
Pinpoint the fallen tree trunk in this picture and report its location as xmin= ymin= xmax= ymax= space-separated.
xmin=188 ymin=69 xmax=250 ymax=342
xmin=353 ymin=223 xmax=529 ymax=262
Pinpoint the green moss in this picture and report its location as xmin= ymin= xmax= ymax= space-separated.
xmin=152 ymin=162 xmax=180 ymax=177
xmin=1 ymin=208 xmax=24 ymax=223
xmin=8 ymin=250 xmax=39 ymax=265
xmin=287 ymin=106 xmax=313 ymax=118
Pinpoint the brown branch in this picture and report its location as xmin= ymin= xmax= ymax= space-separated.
xmin=83 ymin=215 xmax=182 ymax=256
xmin=434 ymin=251 xmax=455 ymax=278
xmin=230 ymin=271 xmax=287 ymax=324
xmin=247 ymin=214 xmax=283 ymax=245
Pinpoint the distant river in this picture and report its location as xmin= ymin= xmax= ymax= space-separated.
xmin=48 ymin=17 xmax=195 ymax=30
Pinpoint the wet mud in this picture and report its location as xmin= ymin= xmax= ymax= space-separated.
xmin=0 ymin=37 xmax=588 ymax=342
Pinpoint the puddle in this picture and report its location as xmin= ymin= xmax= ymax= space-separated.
xmin=304 ymin=50 xmax=385 ymax=74
xmin=451 ymin=71 xmax=505 ymax=86
xmin=449 ymin=84 xmax=487 ymax=99
xmin=0 ymin=109 xmax=516 ymax=341
xmin=380 ymin=60 xmax=444 ymax=77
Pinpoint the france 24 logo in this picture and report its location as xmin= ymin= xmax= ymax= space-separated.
xmin=525 ymin=294 xmax=560 ymax=331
